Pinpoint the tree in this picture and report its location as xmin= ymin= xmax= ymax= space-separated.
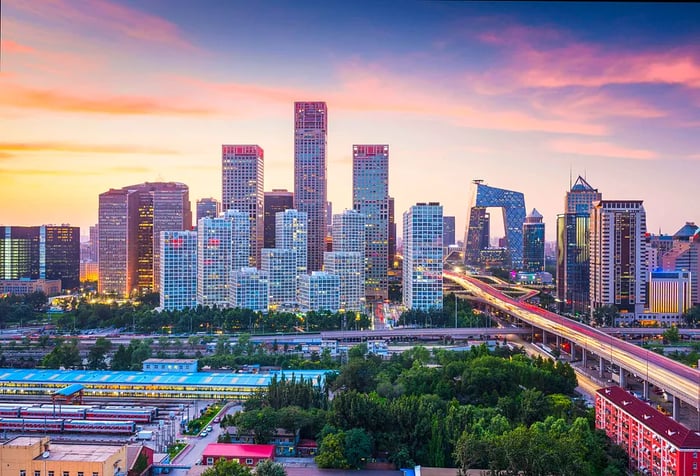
xmin=683 ymin=305 xmax=700 ymax=327
xmin=592 ymin=305 xmax=619 ymax=327
xmin=663 ymin=325 xmax=680 ymax=344
xmin=255 ymin=459 xmax=286 ymax=476
xmin=87 ymin=337 xmax=112 ymax=370
xmin=201 ymin=458 xmax=252 ymax=476
xmin=343 ymin=428 xmax=372 ymax=469
xmin=315 ymin=431 xmax=349 ymax=469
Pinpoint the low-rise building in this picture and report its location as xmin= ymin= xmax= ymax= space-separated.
xmin=0 ymin=279 xmax=62 ymax=296
xmin=142 ymin=358 xmax=198 ymax=373
xmin=596 ymin=386 xmax=700 ymax=475
xmin=225 ymin=427 xmax=298 ymax=456
xmin=201 ymin=443 xmax=275 ymax=467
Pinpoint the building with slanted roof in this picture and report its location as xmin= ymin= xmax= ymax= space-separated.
xmin=596 ymin=386 xmax=700 ymax=475
xmin=0 ymin=436 xmax=128 ymax=476
xmin=201 ymin=443 xmax=275 ymax=467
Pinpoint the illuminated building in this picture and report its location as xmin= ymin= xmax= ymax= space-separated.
xmin=228 ymin=209 xmax=251 ymax=272
xmin=660 ymin=224 xmax=700 ymax=306
xmin=202 ymin=444 xmax=275 ymax=467
xmin=80 ymin=261 xmax=99 ymax=282
xmin=222 ymin=145 xmax=264 ymax=267
xmin=159 ymin=230 xmax=197 ymax=310
xmin=443 ymin=216 xmax=456 ymax=247
xmin=294 ymin=101 xmax=327 ymax=271
xmin=643 ymin=270 xmax=692 ymax=325
xmin=388 ymin=197 xmax=396 ymax=267
xmin=522 ymin=208 xmax=545 ymax=272
xmin=323 ymin=252 xmax=363 ymax=311
xmin=263 ymin=189 xmax=294 ymax=249
xmin=332 ymin=209 xmax=366 ymax=254
xmin=403 ymin=202 xmax=443 ymax=311
xmin=589 ymin=200 xmax=648 ymax=323
xmin=230 ymin=267 xmax=269 ymax=313
xmin=196 ymin=197 xmax=220 ymax=222
xmin=353 ymin=144 xmax=389 ymax=301
xmin=0 ymin=279 xmax=61 ymax=296
xmin=566 ymin=175 xmax=602 ymax=214
xmin=261 ymin=248 xmax=297 ymax=308
xmin=596 ymin=386 xmax=700 ymax=476
xmin=298 ymin=271 xmax=340 ymax=312
xmin=197 ymin=216 xmax=232 ymax=307
xmin=276 ymin=209 xmax=308 ymax=275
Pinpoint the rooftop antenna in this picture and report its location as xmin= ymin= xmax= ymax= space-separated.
xmin=569 ymin=165 xmax=572 ymax=190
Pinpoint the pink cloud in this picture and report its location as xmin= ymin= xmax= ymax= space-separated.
xmin=528 ymin=90 xmax=667 ymax=122
xmin=1 ymin=39 xmax=35 ymax=54
xmin=548 ymin=138 xmax=657 ymax=160
xmin=4 ymin=0 xmax=198 ymax=51
xmin=0 ymin=141 xmax=179 ymax=156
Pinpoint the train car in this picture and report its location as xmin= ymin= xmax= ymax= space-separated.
xmin=21 ymin=406 xmax=86 ymax=419
xmin=63 ymin=419 xmax=136 ymax=435
xmin=0 ymin=407 xmax=21 ymax=418
xmin=39 ymin=404 xmax=95 ymax=410
xmin=0 ymin=418 xmax=64 ymax=433
xmin=88 ymin=407 xmax=155 ymax=423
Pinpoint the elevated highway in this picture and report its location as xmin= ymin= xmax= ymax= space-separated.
xmin=445 ymin=271 xmax=700 ymax=413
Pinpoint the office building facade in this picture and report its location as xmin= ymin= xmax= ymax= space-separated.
xmin=197 ymin=216 xmax=232 ymax=307
xmin=298 ymin=271 xmax=340 ymax=312
xmin=522 ymin=208 xmax=545 ymax=272
xmin=276 ymin=209 xmax=308 ymax=274
xmin=226 ymin=209 xmax=251 ymax=272
xmin=324 ymin=251 xmax=363 ymax=312
xmin=403 ymin=203 xmax=443 ymax=311
xmin=230 ymin=267 xmax=269 ymax=313
xmin=197 ymin=197 xmax=220 ymax=222
xmin=332 ymin=209 xmax=366 ymax=254
xmin=294 ymin=101 xmax=327 ymax=272
xmin=222 ymin=145 xmax=264 ymax=267
xmin=645 ymin=270 xmax=692 ymax=324
xmin=159 ymin=230 xmax=197 ymax=310
xmin=443 ymin=216 xmax=456 ymax=247
xmin=261 ymin=248 xmax=297 ymax=308
xmin=263 ymin=189 xmax=294 ymax=249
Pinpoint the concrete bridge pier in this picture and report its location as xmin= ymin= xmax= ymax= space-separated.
xmin=673 ymin=395 xmax=681 ymax=420
xmin=619 ymin=369 xmax=626 ymax=388
xmin=542 ymin=330 xmax=547 ymax=344
xmin=643 ymin=380 xmax=650 ymax=400
xmin=581 ymin=348 xmax=587 ymax=367
xmin=570 ymin=343 xmax=577 ymax=361
xmin=556 ymin=335 xmax=561 ymax=350
xmin=599 ymin=356 xmax=605 ymax=379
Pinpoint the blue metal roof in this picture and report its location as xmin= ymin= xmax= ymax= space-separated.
xmin=54 ymin=383 xmax=84 ymax=396
xmin=0 ymin=368 xmax=331 ymax=388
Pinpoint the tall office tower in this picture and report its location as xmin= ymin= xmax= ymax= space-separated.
xmin=276 ymin=209 xmax=308 ymax=274
xmin=261 ymin=248 xmax=297 ymax=308
xmin=159 ymin=230 xmax=197 ymax=311
xmin=464 ymin=207 xmax=490 ymax=265
xmin=263 ymin=189 xmax=294 ymax=249
xmin=403 ymin=203 xmax=443 ymax=311
xmin=225 ymin=209 xmax=251 ymax=272
xmin=222 ymin=145 xmax=264 ymax=267
xmin=443 ymin=216 xmax=456 ymax=247
xmin=197 ymin=216 xmax=232 ymax=307
xmin=0 ymin=226 xmax=39 ymax=280
xmin=353 ymin=144 xmax=389 ymax=301
xmin=196 ymin=198 xmax=220 ymax=222
xmin=88 ymin=225 xmax=99 ymax=262
xmin=298 ymin=271 xmax=340 ymax=312
xmin=566 ymin=176 xmax=601 ymax=214
xmin=324 ymin=252 xmax=363 ymax=311
xmin=40 ymin=225 xmax=80 ymax=289
xmin=522 ymin=209 xmax=545 ymax=272
xmin=294 ymin=101 xmax=327 ymax=271
xmin=230 ymin=267 xmax=269 ymax=313
xmin=388 ymin=197 xmax=396 ymax=267
xmin=332 ymin=209 xmax=366 ymax=254
xmin=98 ymin=188 xmax=138 ymax=296
xmin=326 ymin=201 xmax=333 ymax=238
xmin=98 ymin=182 xmax=191 ymax=296
xmin=589 ymin=200 xmax=648 ymax=322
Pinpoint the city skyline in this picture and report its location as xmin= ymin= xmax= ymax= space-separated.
xmin=2 ymin=1 xmax=699 ymax=240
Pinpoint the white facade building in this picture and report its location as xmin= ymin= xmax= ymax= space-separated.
xmin=332 ymin=209 xmax=366 ymax=254
xmin=403 ymin=202 xmax=443 ymax=311
xmin=261 ymin=248 xmax=297 ymax=308
xmin=226 ymin=209 xmax=251 ymax=272
xmin=323 ymin=251 xmax=363 ymax=312
xmin=298 ymin=271 xmax=340 ymax=312
xmin=276 ymin=209 xmax=308 ymax=274
xmin=159 ymin=230 xmax=197 ymax=310
xmin=230 ymin=267 xmax=269 ymax=313
xmin=197 ymin=216 xmax=232 ymax=307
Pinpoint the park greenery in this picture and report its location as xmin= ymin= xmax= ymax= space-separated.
xmin=223 ymin=343 xmax=628 ymax=475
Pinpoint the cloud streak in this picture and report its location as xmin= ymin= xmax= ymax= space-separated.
xmin=0 ymin=142 xmax=180 ymax=156
xmin=548 ymin=138 xmax=657 ymax=160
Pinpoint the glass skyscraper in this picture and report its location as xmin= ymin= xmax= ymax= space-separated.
xmin=159 ymin=230 xmax=197 ymax=311
xmin=522 ymin=209 xmax=545 ymax=272
xmin=403 ymin=202 xmax=443 ymax=311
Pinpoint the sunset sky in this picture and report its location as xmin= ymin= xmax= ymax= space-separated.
xmin=1 ymin=1 xmax=699 ymax=241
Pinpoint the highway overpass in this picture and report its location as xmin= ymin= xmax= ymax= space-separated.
xmin=445 ymin=271 xmax=700 ymax=415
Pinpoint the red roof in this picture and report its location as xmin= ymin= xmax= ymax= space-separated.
xmin=597 ymin=386 xmax=700 ymax=449
xmin=203 ymin=443 xmax=275 ymax=459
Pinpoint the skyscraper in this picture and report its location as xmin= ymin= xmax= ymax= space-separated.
xmin=294 ymin=101 xmax=327 ymax=271
xmin=332 ymin=209 xmax=366 ymax=255
xmin=589 ymin=200 xmax=648 ymax=322
xmin=263 ymin=189 xmax=294 ymax=249
xmin=159 ymin=230 xmax=197 ymax=311
xmin=403 ymin=203 xmax=443 ymax=311
xmin=197 ymin=216 xmax=232 ymax=307
xmin=230 ymin=267 xmax=269 ymax=313
xmin=353 ymin=144 xmax=389 ymax=301
xmin=196 ymin=198 xmax=220 ymax=222
xmin=324 ymin=252 xmax=363 ymax=312
xmin=522 ymin=209 xmax=545 ymax=272
xmin=443 ymin=216 xmax=456 ymax=247
xmin=298 ymin=271 xmax=340 ymax=312
xmin=222 ymin=145 xmax=264 ymax=267
xmin=276 ymin=209 xmax=308 ymax=275
xmin=227 ymin=209 xmax=251 ymax=272
xmin=98 ymin=182 xmax=191 ymax=296
xmin=388 ymin=197 xmax=396 ymax=268
xmin=566 ymin=176 xmax=602 ymax=214
xmin=261 ymin=248 xmax=297 ymax=308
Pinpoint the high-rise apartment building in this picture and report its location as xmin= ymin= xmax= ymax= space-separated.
xmin=263 ymin=189 xmax=294 ymax=249
xmin=197 ymin=216 xmax=232 ymax=307
xmin=222 ymin=145 xmax=264 ymax=267
xmin=522 ymin=209 xmax=545 ymax=272
xmin=261 ymin=248 xmax=297 ymax=308
xmin=226 ymin=209 xmax=251 ymax=272
xmin=276 ymin=209 xmax=308 ymax=274
xmin=230 ymin=267 xmax=269 ymax=313
xmin=332 ymin=209 xmax=366 ymax=254
xmin=98 ymin=182 xmax=191 ymax=296
xmin=324 ymin=252 xmax=363 ymax=312
xmin=589 ymin=200 xmax=648 ymax=322
xmin=388 ymin=197 xmax=396 ymax=267
xmin=294 ymin=101 xmax=327 ymax=271
xmin=403 ymin=203 xmax=443 ymax=311
xmin=353 ymin=144 xmax=389 ymax=301
xmin=298 ymin=271 xmax=340 ymax=312
xmin=196 ymin=198 xmax=220 ymax=222
xmin=443 ymin=216 xmax=456 ymax=247
xmin=159 ymin=230 xmax=197 ymax=311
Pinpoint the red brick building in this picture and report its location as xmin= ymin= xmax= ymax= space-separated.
xmin=202 ymin=443 xmax=275 ymax=467
xmin=596 ymin=386 xmax=700 ymax=476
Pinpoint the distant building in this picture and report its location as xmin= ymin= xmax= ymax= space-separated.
xmin=230 ymin=267 xmax=269 ymax=313
xmin=159 ymin=230 xmax=197 ymax=310
xmin=590 ymin=200 xmax=648 ymax=323
xmin=443 ymin=216 xmax=456 ymax=247
xmin=202 ymin=443 xmax=275 ymax=467
xmin=276 ymin=209 xmax=308 ymax=275
xmin=222 ymin=145 xmax=264 ymax=267
xmin=0 ymin=279 xmax=61 ymax=296
xmin=660 ymin=223 xmax=700 ymax=306
xmin=641 ymin=270 xmax=693 ymax=325
xmin=142 ymin=358 xmax=198 ymax=372
xmin=522 ymin=208 xmax=545 ymax=272
xmin=263 ymin=189 xmax=294 ymax=249
xmin=196 ymin=197 xmax=220 ymax=222
xmin=323 ymin=252 xmax=363 ymax=311
xmin=261 ymin=248 xmax=297 ymax=308
xmin=197 ymin=216 xmax=232 ymax=307
xmin=298 ymin=271 xmax=340 ymax=312
xmin=403 ymin=203 xmax=443 ymax=310
xmin=388 ymin=196 xmax=396 ymax=268
xmin=596 ymin=386 xmax=700 ymax=476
